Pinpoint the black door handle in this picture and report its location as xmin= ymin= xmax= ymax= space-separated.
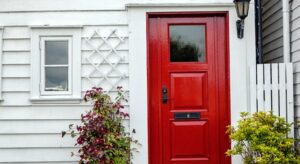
xmin=162 ymin=86 xmax=168 ymax=103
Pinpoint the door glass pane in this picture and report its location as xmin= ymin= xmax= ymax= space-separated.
xmin=45 ymin=41 xmax=68 ymax=65
xmin=45 ymin=67 xmax=68 ymax=91
xmin=169 ymin=25 xmax=206 ymax=62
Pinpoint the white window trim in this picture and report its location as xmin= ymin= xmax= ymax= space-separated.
xmin=30 ymin=26 xmax=82 ymax=104
xmin=0 ymin=27 xmax=3 ymax=102
xmin=40 ymin=37 xmax=72 ymax=95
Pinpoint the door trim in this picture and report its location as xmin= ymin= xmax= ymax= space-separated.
xmin=147 ymin=12 xmax=231 ymax=164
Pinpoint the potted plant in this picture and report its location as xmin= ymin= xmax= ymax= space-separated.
xmin=62 ymin=86 xmax=137 ymax=164
xmin=226 ymin=112 xmax=300 ymax=164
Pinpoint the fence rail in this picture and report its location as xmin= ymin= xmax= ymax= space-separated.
xmin=250 ymin=63 xmax=294 ymax=137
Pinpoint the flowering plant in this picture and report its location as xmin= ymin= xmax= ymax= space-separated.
xmin=62 ymin=86 xmax=135 ymax=164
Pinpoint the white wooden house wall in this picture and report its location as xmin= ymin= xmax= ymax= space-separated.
xmin=261 ymin=0 xmax=300 ymax=138
xmin=0 ymin=0 xmax=256 ymax=163
xmin=291 ymin=0 xmax=300 ymax=137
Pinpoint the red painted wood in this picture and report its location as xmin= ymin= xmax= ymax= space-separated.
xmin=148 ymin=12 xmax=230 ymax=164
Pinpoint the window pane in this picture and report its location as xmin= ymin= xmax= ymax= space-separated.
xmin=169 ymin=25 xmax=206 ymax=62
xmin=45 ymin=67 xmax=68 ymax=91
xmin=45 ymin=41 xmax=68 ymax=65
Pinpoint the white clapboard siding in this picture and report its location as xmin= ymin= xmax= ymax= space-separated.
xmin=2 ymin=78 xmax=30 ymax=92
xmin=0 ymin=106 xmax=88 ymax=120
xmin=0 ymin=120 xmax=81 ymax=134
xmin=0 ymin=134 xmax=76 ymax=148
xmin=0 ymin=148 xmax=78 ymax=163
xmin=2 ymin=64 xmax=30 ymax=78
xmin=250 ymin=63 xmax=294 ymax=137
xmin=2 ymin=39 xmax=30 ymax=51
xmin=2 ymin=27 xmax=30 ymax=39
xmin=0 ymin=11 xmax=128 ymax=26
xmin=0 ymin=24 xmax=129 ymax=163
xmin=2 ymin=52 xmax=30 ymax=64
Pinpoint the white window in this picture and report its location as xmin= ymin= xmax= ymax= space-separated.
xmin=31 ymin=26 xmax=81 ymax=103
xmin=40 ymin=37 xmax=72 ymax=95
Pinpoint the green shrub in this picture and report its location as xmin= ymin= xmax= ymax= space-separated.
xmin=226 ymin=112 xmax=300 ymax=164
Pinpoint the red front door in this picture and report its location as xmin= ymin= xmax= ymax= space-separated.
xmin=148 ymin=13 xmax=230 ymax=164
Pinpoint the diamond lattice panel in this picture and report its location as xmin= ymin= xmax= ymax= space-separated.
xmin=83 ymin=28 xmax=129 ymax=93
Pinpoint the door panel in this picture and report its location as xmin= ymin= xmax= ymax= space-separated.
xmin=148 ymin=13 xmax=230 ymax=164
xmin=170 ymin=73 xmax=207 ymax=110
xmin=171 ymin=121 xmax=209 ymax=159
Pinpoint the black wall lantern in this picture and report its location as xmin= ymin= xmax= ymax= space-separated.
xmin=234 ymin=0 xmax=251 ymax=39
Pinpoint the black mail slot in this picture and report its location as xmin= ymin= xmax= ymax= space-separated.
xmin=174 ymin=112 xmax=200 ymax=120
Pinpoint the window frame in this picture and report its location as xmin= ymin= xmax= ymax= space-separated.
xmin=30 ymin=26 xmax=82 ymax=104
xmin=40 ymin=37 xmax=72 ymax=96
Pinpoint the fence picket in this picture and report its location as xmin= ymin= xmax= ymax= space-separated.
xmin=250 ymin=66 xmax=257 ymax=114
xmin=271 ymin=64 xmax=279 ymax=116
xmin=286 ymin=63 xmax=294 ymax=137
xmin=250 ymin=63 xmax=294 ymax=137
xmin=264 ymin=64 xmax=271 ymax=112
xmin=257 ymin=65 xmax=264 ymax=111
xmin=279 ymin=63 xmax=287 ymax=119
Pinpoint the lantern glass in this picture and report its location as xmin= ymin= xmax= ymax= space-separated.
xmin=234 ymin=0 xmax=250 ymax=19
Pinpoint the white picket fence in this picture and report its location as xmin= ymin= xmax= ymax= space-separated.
xmin=250 ymin=63 xmax=294 ymax=137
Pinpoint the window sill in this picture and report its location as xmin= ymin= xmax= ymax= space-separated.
xmin=30 ymin=97 xmax=82 ymax=104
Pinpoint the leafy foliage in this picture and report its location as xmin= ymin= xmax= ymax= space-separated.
xmin=62 ymin=86 xmax=136 ymax=164
xmin=226 ymin=112 xmax=300 ymax=164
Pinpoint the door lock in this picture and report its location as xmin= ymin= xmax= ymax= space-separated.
xmin=162 ymin=86 xmax=168 ymax=104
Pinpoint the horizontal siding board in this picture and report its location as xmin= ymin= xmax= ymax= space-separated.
xmin=0 ymin=148 xmax=78 ymax=162
xmin=291 ymin=28 xmax=300 ymax=42
xmin=0 ymin=106 xmax=129 ymax=120
xmin=0 ymin=0 xmax=126 ymax=12
xmin=291 ymin=3 xmax=300 ymax=21
xmin=2 ymin=78 xmax=30 ymax=91
xmin=0 ymin=134 xmax=76 ymax=148
xmin=263 ymin=18 xmax=283 ymax=38
xmin=291 ymin=0 xmax=300 ymax=10
xmin=262 ymin=10 xmax=282 ymax=30
xmin=2 ymin=65 xmax=30 ymax=77
xmin=292 ymin=38 xmax=300 ymax=53
xmin=262 ymin=0 xmax=280 ymax=12
xmin=264 ymin=47 xmax=283 ymax=61
xmin=1 ymin=93 xmax=31 ymax=105
xmin=2 ymin=51 xmax=30 ymax=64
xmin=0 ymin=11 xmax=128 ymax=26
xmin=263 ymin=37 xmax=283 ymax=54
xmin=262 ymin=0 xmax=282 ymax=22
xmin=0 ymin=120 xmax=81 ymax=134
xmin=262 ymin=28 xmax=283 ymax=45
xmin=3 ymin=27 xmax=30 ymax=39
xmin=292 ymin=50 xmax=300 ymax=62
xmin=265 ymin=56 xmax=284 ymax=63
xmin=291 ymin=17 xmax=300 ymax=31
xmin=293 ymin=72 xmax=300 ymax=84
xmin=2 ymin=39 xmax=30 ymax=51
